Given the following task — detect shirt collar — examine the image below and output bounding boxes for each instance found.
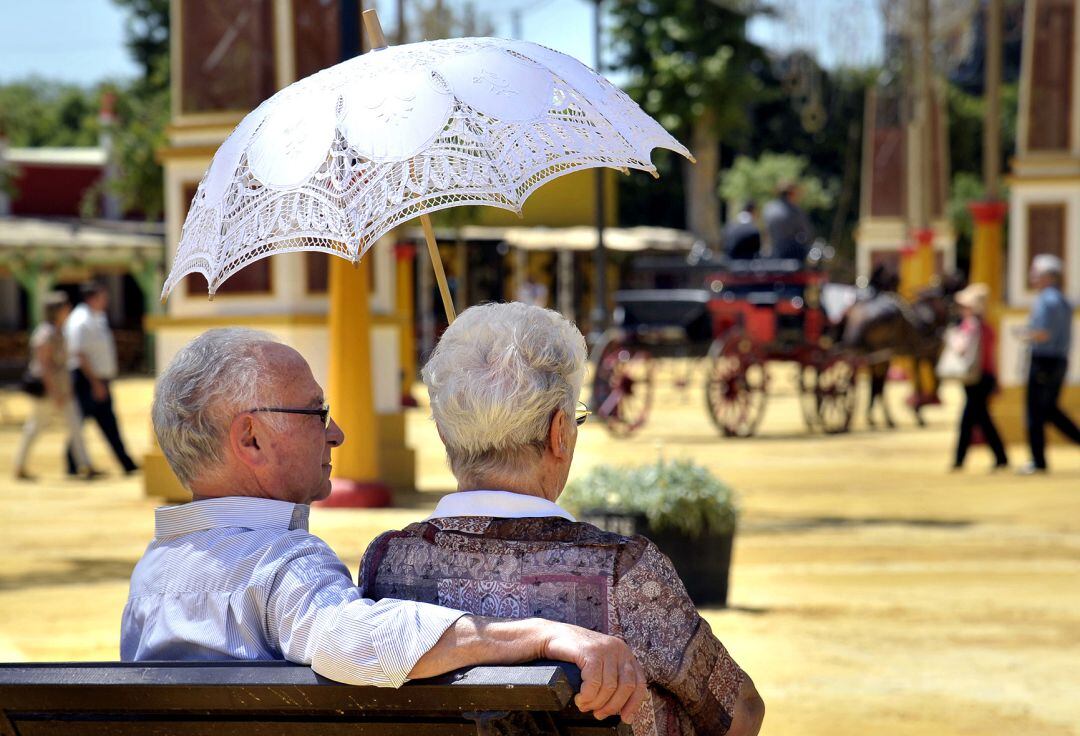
[427,490,576,522]
[154,497,309,538]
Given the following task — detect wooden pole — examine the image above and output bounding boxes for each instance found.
[984,0,1002,200]
[363,8,457,324]
[421,215,457,322]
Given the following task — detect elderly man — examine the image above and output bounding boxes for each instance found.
[122,327,647,724]
[1019,254,1080,474]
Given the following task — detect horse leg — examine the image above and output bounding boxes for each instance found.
[867,364,890,429]
[912,360,927,427]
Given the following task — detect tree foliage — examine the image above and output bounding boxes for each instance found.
[106,0,170,220]
[719,151,835,211]
[0,81,100,147]
[607,0,767,244]
[607,0,765,139]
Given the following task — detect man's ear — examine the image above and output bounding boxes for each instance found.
[548,409,570,460]
[229,414,267,470]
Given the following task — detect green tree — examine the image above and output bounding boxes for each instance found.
[608,0,766,246]
[0,81,99,147]
[107,0,170,219]
[719,152,834,212]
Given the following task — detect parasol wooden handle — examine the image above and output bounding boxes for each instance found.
[363,8,456,324]
[420,215,457,323]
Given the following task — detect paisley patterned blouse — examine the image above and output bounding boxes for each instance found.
[359,515,747,735]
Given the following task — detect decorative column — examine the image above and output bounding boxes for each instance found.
[968,201,1008,306]
[913,227,935,290]
[320,255,391,508]
[10,258,55,328]
[395,243,418,407]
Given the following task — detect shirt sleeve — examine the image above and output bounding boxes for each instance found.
[261,535,464,688]
[65,313,87,356]
[1030,293,1050,331]
[613,541,746,735]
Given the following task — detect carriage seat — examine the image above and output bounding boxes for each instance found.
[612,289,713,343]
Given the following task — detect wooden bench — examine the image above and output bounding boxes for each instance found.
[0,660,629,735]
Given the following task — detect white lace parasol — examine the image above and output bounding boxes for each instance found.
[163,35,692,299]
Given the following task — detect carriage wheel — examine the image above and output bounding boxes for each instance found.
[705,334,768,438]
[799,355,857,434]
[594,344,654,437]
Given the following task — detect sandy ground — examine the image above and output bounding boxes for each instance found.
[1,362,1078,735]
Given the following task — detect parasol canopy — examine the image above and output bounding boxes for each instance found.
[163,34,692,301]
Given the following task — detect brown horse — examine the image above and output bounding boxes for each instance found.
[841,276,959,428]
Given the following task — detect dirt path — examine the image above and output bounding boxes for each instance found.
[2,366,1078,735]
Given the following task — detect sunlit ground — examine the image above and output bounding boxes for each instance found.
[1,362,1078,735]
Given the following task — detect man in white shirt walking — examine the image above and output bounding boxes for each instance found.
[122,327,647,723]
[65,282,137,475]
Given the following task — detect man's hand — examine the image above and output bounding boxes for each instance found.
[541,622,647,723]
[91,379,108,403]
[406,616,646,724]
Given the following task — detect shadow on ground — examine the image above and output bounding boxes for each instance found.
[0,558,137,592]
[744,516,974,534]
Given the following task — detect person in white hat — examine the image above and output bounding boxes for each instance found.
[951,283,1008,470]
[1019,254,1080,474]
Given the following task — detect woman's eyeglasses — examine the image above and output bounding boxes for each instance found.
[575,401,592,427]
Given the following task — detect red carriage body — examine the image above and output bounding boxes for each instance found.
[592,259,856,437]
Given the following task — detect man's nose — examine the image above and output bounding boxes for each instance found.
[326,416,344,448]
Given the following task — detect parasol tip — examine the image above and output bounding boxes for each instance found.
[687,153,698,164]
[649,169,660,180]
[515,209,524,219]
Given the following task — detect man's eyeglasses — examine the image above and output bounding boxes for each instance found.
[575,401,592,427]
[250,403,331,429]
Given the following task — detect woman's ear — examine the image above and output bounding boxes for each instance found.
[230,413,266,469]
[549,409,570,459]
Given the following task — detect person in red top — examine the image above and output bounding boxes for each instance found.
[952,283,1009,470]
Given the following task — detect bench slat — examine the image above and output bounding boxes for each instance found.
[0,662,573,712]
[0,662,629,736]
[12,720,481,736]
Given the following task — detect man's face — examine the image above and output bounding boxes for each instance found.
[254,344,344,504]
[88,290,108,312]
[1029,268,1056,290]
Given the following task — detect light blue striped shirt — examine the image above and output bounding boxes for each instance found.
[120,497,463,687]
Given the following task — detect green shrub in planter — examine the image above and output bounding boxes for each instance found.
[562,460,739,606]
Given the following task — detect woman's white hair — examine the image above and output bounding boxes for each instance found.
[422,302,588,484]
[152,327,279,488]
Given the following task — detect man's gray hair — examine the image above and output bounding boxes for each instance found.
[1031,254,1064,277]
[152,327,279,488]
[422,302,588,484]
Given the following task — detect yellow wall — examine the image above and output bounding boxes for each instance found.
[474,168,618,228]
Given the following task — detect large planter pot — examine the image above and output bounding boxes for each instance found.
[580,510,734,607]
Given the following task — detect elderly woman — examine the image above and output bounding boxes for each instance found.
[360,303,764,736]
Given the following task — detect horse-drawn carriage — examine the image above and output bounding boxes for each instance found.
[591,257,858,437]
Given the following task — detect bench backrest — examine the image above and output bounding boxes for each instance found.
[0,661,629,735]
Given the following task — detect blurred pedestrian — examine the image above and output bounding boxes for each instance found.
[949,284,1008,471]
[723,201,762,260]
[1018,255,1080,474]
[13,292,101,481]
[65,282,138,475]
[762,182,813,261]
